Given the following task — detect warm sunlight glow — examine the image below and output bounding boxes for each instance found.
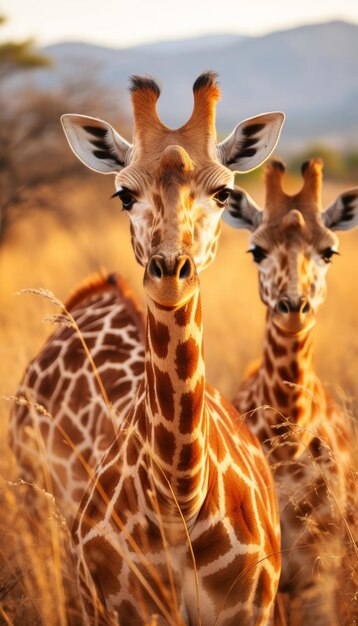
[1,0,358,47]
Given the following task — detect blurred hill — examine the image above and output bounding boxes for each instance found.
[7,20,358,151]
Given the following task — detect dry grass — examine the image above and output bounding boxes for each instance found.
[0,479,83,625]
[1,172,357,624]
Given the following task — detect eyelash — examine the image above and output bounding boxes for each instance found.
[213,188,231,207]
[111,188,135,210]
[247,246,268,263]
[247,247,339,265]
[321,248,338,263]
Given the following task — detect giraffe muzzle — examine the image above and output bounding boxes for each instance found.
[147,255,195,281]
[277,296,310,315]
[274,296,315,334]
[144,254,197,307]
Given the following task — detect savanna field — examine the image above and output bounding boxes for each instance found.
[1,167,358,624]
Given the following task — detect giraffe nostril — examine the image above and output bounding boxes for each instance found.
[178,258,193,280]
[147,255,195,281]
[148,257,163,279]
[277,296,311,314]
[277,298,290,314]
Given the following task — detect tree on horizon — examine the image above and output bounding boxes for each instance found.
[0,14,51,79]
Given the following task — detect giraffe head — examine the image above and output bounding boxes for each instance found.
[224,159,358,334]
[61,72,284,306]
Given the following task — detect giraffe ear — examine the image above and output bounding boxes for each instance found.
[322,188,358,231]
[223,188,262,231]
[218,112,285,173]
[61,114,132,174]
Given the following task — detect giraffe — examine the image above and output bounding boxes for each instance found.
[57,73,285,625]
[9,272,145,524]
[223,158,358,625]
[8,73,284,533]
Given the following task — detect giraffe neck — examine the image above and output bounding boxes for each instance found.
[144,288,208,517]
[259,314,319,426]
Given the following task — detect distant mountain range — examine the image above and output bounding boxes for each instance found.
[14,21,358,151]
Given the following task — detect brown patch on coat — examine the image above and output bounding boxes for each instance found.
[192,520,231,565]
[148,308,170,358]
[179,379,205,433]
[174,297,194,326]
[154,422,176,465]
[153,365,175,418]
[175,337,199,380]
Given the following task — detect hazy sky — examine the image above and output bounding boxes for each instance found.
[1,0,357,48]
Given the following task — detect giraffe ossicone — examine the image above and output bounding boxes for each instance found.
[225,158,358,625]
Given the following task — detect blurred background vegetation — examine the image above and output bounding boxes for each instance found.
[1,10,357,430]
[1,13,358,244]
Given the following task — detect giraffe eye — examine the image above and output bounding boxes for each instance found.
[111,187,135,210]
[248,245,267,264]
[321,248,338,264]
[213,188,231,207]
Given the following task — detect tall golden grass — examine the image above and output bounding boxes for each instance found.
[1,171,357,624]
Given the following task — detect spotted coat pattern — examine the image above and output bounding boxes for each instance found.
[9,273,145,523]
[10,72,285,624]
[75,289,280,626]
[61,74,284,625]
[230,160,356,625]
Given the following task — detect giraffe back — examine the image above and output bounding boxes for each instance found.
[9,272,145,523]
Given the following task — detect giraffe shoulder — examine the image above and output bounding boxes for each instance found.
[64,271,145,334]
[206,383,263,450]
[64,271,121,310]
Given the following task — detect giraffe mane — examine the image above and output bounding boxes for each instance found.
[65,271,145,338]
[65,270,115,309]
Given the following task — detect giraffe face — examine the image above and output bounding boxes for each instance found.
[249,214,339,334]
[115,148,233,306]
[61,73,285,306]
[115,145,233,258]
[223,159,358,335]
